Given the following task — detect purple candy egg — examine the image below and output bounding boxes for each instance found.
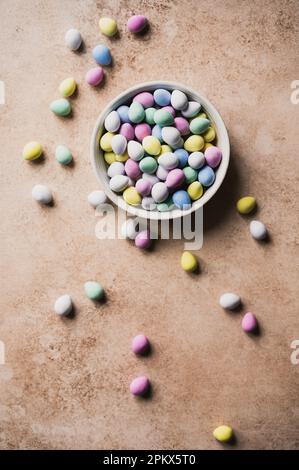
[130,376,150,396]
[120,123,135,141]
[162,106,176,118]
[131,334,150,355]
[135,179,152,196]
[166,168,185,189]
[127,15,148,33]
[133,92,154,108]
[204,146,222,168]
[135,123,151,142]
[135,230,151,249]
[242,312,258,333]
[85,67,104,86]
[125,159,141,179]
[174,117,190,135]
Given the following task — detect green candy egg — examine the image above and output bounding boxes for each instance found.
[128,102,145,123]
[145,107,156,125]
[84,281,105,301]
[183,166,198,184]
[55,145,73,165]
[139,156,158,174]
[154,109,174,127]
[50,98,71,116]
[189,117,210,135]
[157,196,175,212]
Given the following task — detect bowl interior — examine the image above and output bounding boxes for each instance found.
[90,81,230,220]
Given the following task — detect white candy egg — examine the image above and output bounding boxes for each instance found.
[121,219,139,240]
[151,182,169,203]
[161,127,181,147]
[219,293,241,310]
[142,197,157,211]
[156,165,169,181]
[158,152,179,170]
[182,101,201,118]
[250,220,267,240]
[107,161,125,178]
[32,184,53,205]
[65,28,82,51]
[188,152,205,169]
[142,174,160,186]
[88,190,107,207]
[109,174,129,192]
[111,134,127,155]
[171,89,188,110]
[128,140,144,161]
[105,111,121,133]
[54,294,73,316]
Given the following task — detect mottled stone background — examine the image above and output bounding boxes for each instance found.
[0,0,298,450]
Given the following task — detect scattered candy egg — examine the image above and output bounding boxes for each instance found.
[135,230,151,249]
[65,28,82,51]
[139,156,158,174]
[135,123,151,141]
[109,174,129,192]
[99,17,117,37]
[182,101,201,118]
[158,152,178,170]
[197,166,215,187]
[32,184,53,205]
[205,146,222,168]
[129,101,145,123]
[156,165,169,181]
[128,140,144,161]
[237,196,256,214]
[120,123,135,140]
[166,168,185,189]
[142,197,156,211]
[121,218,139,239]
[219,292,241,310]
[213,425,233,443]
[111,134,127,155]
[151,182,169,203]
[161,127,181,147]
[23,141,43,161]
[250,220,267,240]
[55,145,73,165]
[188,151,205,170]
[154,108,174,127]
[181,251,198,272]
[142,136,161,156]
[84,281,105,301]
[184,135,204,152]
[54,294,73,316]
[187,181,203,200]
[135,179,152,196]
[171,89,188,110]
[50,98,71,116]
[125,159,141,179]
[117,105,130,123]
[172,190,191,210]
[189,117,210,134]
[174,148,189,168]
[107,161,125,178]
[131,334,150,355]
[92,44,112,66]
[85,67,104,86]
[59,77,77,97]
[183,166,197,184]
[154,89,171,106]
[133,92,154,108]
[174,117,190,135]
[88,190,107,208]
[105,111,121,133]
[242,312,257,332]
[127,15,148,33]
[123,186,142,205]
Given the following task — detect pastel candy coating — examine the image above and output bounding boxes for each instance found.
[156,165,169,181]
[115,151,129,162]
[109,174,129,192]
[157,196,175,212]
[54,294,72,316]
[105,111,121,133]
[151,182,169,203]
[197,166,215,187]
[132,334,150,355]
[152,124,163,142]
[99,17,117,37]
[135,179,152,196]
[107,161,125,177]
[174,148,189,168]
[142,174,159,186]
[154,109,174,127]
[104,152,116,164]
[120,123,135,140]
[161,126,181,147]
[23,141,43,161]
[160,144,172,155]
[183,166,198,184]
[250,220,267,240]
[237,196,256,214]
[219,293,241,310]
[111,134,127,155]
[121,219,139,239]
[59,77,76,97]
[184,135,204,152]
[172,190,191,210]
[174,117,190,135]
[100,132,114,152]
[123,186,142,205]
[187,181,203,200]
[92,44,111,65]
[181,251,198,272]
[203,142,214,151]
[32,184,53,204]
[125,159,141,179]
[145,107,156,125]
[130,375,150,396]
[203,126,216,142]
[188,152,205,170]
[50,98,71,116]
[182,101,201,118]
[65,28,82,51]
[55,145,73,165]
[133,92,154,108]
[135,123,151,141]
[129,102,145,123]
[205,146,222,168]
[154,88,171,106]
[162,106,176,117]
[142,197,156,211]
[171,137,184,150]
[117,105,131,123]
[190,117,210,134]
[135,230,151,249]
[84,281,105,300]
[171,89,188,110]
[166,168,185,189]
[85,67,104,86]
[139,156,158,174]
[142,136,161,156]
[242,312,257,332]
[88,190,107,208]
[127,15,148,33]
[128,140,144,161]
[213,425,233,443]
[158,152,178,170]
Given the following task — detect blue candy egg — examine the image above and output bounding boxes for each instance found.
[92,44,112,66]
[117,105,131,123]
[172,190,191,210]
[174,149,189,168]
[153,89,171,107]
[152,124,163,142]
[197,166,215,187]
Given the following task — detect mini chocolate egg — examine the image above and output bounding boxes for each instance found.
[32,184,53,205]
[174,148,189,168]
[85,67,104,86]
[158,152,178,170]
[133,92,154,108]
[250,220,267,240]
[55,145,73,165]
[242,312,258,332]
[65,28,82,51]
[117,105,131,123]
[125,159,141,179]
[197,166,215,187]
[135,123,151,142]
[154,88,171,106]
[156,165,169,181]
[161,127,181,147]
[123,186,142,205]
[127,15,148,33]
[184,135,204,152]
[88,190,107,208]
[131,334,150,355]
[181,251,198,272]
[152,124,163,142]
[183,166,198,184]
[84,281,105,300]
[135,230,151,249]
[203,126,216,142]
[99,17,117,37]
[142,197,156,211]
[107,161,125,178]
[104,152,116,164]
[237,196,256,215]
[213,425,234,443]
[135,179,152,196]
[139,156,158,174]
[145,107,156,125]
[172,190,191,210]
[171,89,188,110]
[50,98,71,116]
[105,111,121,133]
[188,152,205,170]
[174,117,190,135]
[219,293,241,310]
[54,294,73,316]
[128,102,145,123]
[59,77,77,97]
[205,146,222,168]
[111,134,127,155]
[142,136,161,156]
[189,117,210,135]
[151,182,169,203]
[182,101,201,118]
[154,108,174,127]
[187,181,203,200]
[166,168,185,189]
[156,196,175,212]
[22,141,43,161]
[128,140,144,161]
[120,123,135,140]
[92,44,111,65]
[109,174,129,192]
[100,132,114,152]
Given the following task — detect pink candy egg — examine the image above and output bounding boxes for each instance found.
[135,179,152,196]
[205,146,222,168]
[162,106,176,117]
[174,117,190,135]
[85,67,104,86]
[135,123,151,142]
[242,312,257,333]
[125,159,141,180]
[133,92,154,108]
[130,376,150,396]
[131,334,150,355]
[120,123,135,140]
[127,15,148,33]
[135,230,151,249]
[166,168,185,189]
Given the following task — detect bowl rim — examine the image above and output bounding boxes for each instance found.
[90,80,230,220]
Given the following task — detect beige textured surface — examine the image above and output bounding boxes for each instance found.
[0,0,299,450]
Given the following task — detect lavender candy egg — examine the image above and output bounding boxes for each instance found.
[205,146,222,168]
[127,15,148,33]
[135,123,151,142]
[135,230,151,249]
[151,182,169,203]
[188,152,205,170]
[120,123,135,141]
[117,105,131,123]
[135,179,152,196]
[142,197,156,211]
[156,165,169,181]
[166,168,185,189]
[85,67,104,86]
[174,117,190,135]
[131,334,150,355]
[174,148,189,168]
[133,92,154,108]
[152,124,163,142]
[125,159,141,180]
[130,375,150,395]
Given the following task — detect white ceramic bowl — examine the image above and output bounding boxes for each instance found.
[90,81,230,220]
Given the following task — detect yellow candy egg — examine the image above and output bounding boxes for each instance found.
[203,126,216,142]
[22,141,43,161]
[159,144,172,156]
[100,132,114,152]
[115,151,129,162]
[123,187,141,206]
[213,425,233,443]
[184,135,204,152]
[203,142,214,151]
[142,136,161,156]
[196,112,207,119]
[236,196,256,214]
[180,251,198,272]
[59,77,77,97]
[187,181,203,201]
[99,17,117,37]
[104,151,116,164]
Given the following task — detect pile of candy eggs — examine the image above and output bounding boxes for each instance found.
[99,87,223,213]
